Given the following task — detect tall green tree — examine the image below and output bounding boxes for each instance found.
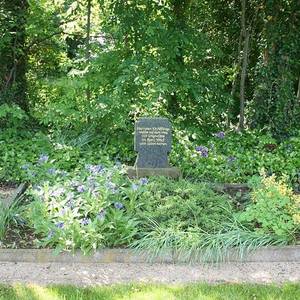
[251,0,300,136]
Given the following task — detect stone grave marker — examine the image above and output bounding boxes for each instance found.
[127,117,180,178]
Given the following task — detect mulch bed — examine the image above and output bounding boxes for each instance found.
[0,183,16,201]
[0,225,39,249]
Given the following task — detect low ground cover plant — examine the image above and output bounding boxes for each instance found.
[1,128,300,190]
[172,128,300,189]
[0,198,25,242]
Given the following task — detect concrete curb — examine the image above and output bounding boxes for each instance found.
[0,246,299,264]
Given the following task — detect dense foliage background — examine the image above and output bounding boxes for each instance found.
[1,0,299,133]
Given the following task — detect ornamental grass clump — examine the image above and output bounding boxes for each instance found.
[131,221,286,263]
[0,198,25,241]
[239,172,300,242]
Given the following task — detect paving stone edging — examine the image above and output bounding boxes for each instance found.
[0,246,299,264]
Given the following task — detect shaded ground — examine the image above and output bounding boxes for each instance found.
[0,183,39,249]
[0,262,299,286]
[0,184,16,206]
[0,225,38,249]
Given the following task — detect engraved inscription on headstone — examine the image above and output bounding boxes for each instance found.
[135,117,171,168]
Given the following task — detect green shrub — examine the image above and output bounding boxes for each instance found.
[135,177,234,233]
[239,172,300,242]
[0,104,28,128]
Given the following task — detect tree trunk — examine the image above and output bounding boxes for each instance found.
[85,0,92,104]
[0,0,28,111]
[227,23,243,127]
[297,77,300,102]
[230,29,243,99]
[167,0,190,117]
[239,29,250,131]
[238,0,249,131]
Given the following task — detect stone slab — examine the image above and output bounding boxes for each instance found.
[0,246,299,264]
[127,167,181,179]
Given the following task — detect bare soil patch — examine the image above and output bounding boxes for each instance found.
[0,225,38,249]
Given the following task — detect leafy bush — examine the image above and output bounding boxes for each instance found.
[0,104,28,128]
[239,172,300,242]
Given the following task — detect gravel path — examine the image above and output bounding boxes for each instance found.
[1,262,299,286]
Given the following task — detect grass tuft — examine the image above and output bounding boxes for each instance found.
[131,219,287,264]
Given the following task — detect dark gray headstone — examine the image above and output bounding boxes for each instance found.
[134,117,172,168]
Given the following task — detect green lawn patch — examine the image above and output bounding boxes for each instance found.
[0,283,299,300]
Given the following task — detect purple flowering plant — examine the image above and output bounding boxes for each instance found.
[131,183,139,191]
[114,202,124,210]
[81,217,91,226]
[214,131,225,139]
[195,145,209,158]
[77,185,85,193]
[26,163,143,253]
[227,156,237,163]
[139,178,149,185]
[47,230,55,239]
[97,209,106,221]
[55,221,64,229]
[21,164,30,170]
[51,187,65,198]
[38,154,49,164]
[48,168,57,175]
[85,164,104,175]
